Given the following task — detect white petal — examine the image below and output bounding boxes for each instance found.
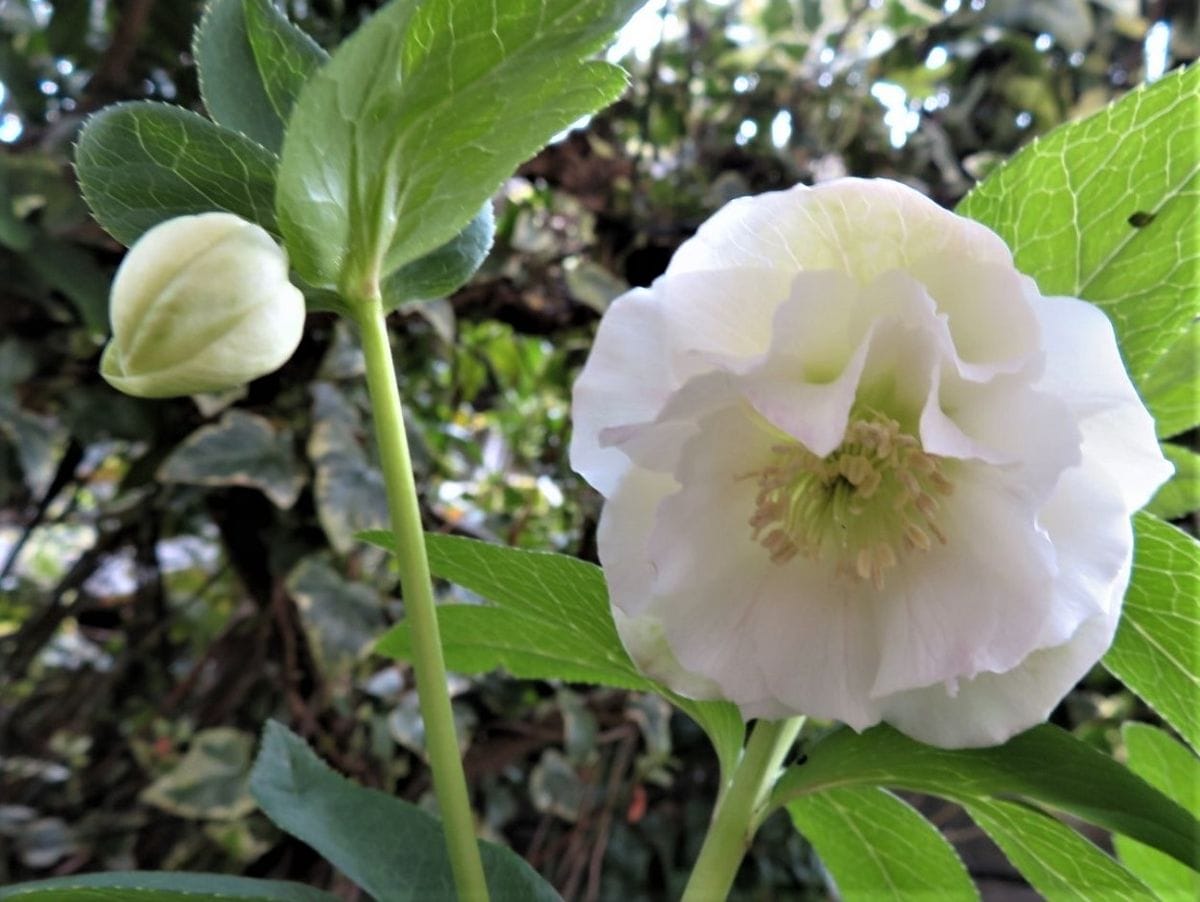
[668,179,1015,283]
[571,267,793,496]
[1034,296,1172,510]
[571,288,674,495]
[868,467,1060,697]
[879,608,1120,748]
[877,454,1136,747]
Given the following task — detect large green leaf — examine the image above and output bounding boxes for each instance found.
[787,787,977,901]
[966,799,1154,900]
[1146,444,1200,521]
[0,871,336,902]
[193,0,326,154]
[249,720,559,901]
[1113,723,1200,898]
[369,532,745,781]
[1141,323,1199,439]
[1104,514,1200,752]
[75,102,278,246]
[275,0,640,291]
[770,724,1200,870]
[381,202,495,307]
[957,64,1199,384]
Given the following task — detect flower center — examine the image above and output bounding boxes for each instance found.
[746,413,955,588]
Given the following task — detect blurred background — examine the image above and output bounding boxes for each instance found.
[0,0,1195,898]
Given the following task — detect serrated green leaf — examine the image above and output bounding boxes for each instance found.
[249,720,560,901]
[1147,444,1200,521]
[74,102,278,246]
[0,872,337,902]
[957,64,1199,383]
[771,723,1200,870]
[1142,322,1200,439]
[244,0,327,129]
[381,202,495,308]
[1104,513,1200,752]
[787,787,977,901]
[965,799,1155,900]
[276,0,640,292]
[1114,723,1200,898]
[194,0,283,151]
[157,409,305,509]
[368,532,745,780]
[194,0,325,154]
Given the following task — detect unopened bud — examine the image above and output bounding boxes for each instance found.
[100,213,305,398]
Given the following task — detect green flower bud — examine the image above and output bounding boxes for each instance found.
[100,213,305,398]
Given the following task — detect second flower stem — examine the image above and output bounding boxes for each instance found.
[681,717,805,902]
[357,294,490,901]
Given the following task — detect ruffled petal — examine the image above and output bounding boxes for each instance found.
[668,179,1015,284]
[1033,296,1172,510]
[875,449,1136,747]
[571,288,675,495]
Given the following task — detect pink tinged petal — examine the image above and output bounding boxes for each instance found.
[878,604,1123,749]
[634,405,785,708]
[1033,296,1173,510]
[878,448,1139,748]
[868,466,1061,698]
[744,563,884,730]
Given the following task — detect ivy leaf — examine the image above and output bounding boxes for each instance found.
[194,0,326,154]
[0,872,336,902]
[1113,723,1200,898]
[368,532,745,781]
[965,799,1155,900]
[276,0,641,292]
[157,409,306,510]
[770,723,1199,870]
[249,720,560,901]
[787,787,977,901]
[74,102,278,246]
[957,63,1199,384]
[1104,514,1200,752]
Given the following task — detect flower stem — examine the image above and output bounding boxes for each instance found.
[356,294,490,901]
[681,717,805,902]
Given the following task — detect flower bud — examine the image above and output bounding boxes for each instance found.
[100,213,305,399]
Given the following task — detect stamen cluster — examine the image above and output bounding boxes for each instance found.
[747,414,954,588]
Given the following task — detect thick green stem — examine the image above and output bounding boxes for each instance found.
[356,295,490,901]
[681,718,804,902]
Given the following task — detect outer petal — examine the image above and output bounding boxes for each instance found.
[876,453,1135,747]
[668,179,1016,284]
[1033,296,1172,510]
[570,288,674,495]
[571,268,792,495]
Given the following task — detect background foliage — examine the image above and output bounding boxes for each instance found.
[1,0,1196,898]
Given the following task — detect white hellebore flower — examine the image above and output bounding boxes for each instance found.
[101,212,306,398]
[571,179,1171,748]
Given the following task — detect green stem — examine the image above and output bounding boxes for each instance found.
[356,294,490,902]
[681,718,804,902]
